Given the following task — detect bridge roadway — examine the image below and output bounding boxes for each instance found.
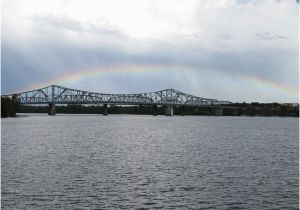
[4,85,231,116]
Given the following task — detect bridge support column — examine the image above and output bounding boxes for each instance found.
[165,105,173,116]
[214,108,223,116]
[153,105,158,116]
[48,103,56,115]
[103,103,108,116]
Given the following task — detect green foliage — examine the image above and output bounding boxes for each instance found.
[1,95,19,117]
[17,102,299,117]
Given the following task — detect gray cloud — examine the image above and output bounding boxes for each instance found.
[183,32,234,41]
[255,32,288,40]
[31,14,125,38]
[1,0,298,102]
[33,15,83,32]
[2,31,298,97]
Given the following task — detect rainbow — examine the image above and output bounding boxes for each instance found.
[17,64,299,98]
[28,64,165,90]
[241,75,299,98]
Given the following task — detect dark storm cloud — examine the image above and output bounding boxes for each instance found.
[2,29,297,94]
[1,39,129,93]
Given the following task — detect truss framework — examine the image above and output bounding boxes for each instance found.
[4,85,231,106]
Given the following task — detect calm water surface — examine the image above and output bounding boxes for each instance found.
[1,114,299,209]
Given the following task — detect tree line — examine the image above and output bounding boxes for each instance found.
[1,96,19,117]
[1,96,298,117]
[18,103,299,117]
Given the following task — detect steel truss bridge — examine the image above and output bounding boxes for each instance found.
[4,85,231,115]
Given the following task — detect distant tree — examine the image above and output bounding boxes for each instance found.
[1,97,8,117]
[1,96,19,117]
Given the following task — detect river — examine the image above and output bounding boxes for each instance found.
[1,114,299,209]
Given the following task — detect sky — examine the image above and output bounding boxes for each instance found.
[1,0,299,102]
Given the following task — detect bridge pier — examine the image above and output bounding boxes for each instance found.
[103,103,108,116]
[152,105,158,116]
[165,105,173,116]
[48,103,56,115]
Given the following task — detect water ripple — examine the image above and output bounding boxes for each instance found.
[1,115,299,209]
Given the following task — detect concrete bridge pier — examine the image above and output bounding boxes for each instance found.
[103,103,108,116]
[165,105,173,116]
[214,107,223,116]
[48,103,56,115]
[152,105,158,116]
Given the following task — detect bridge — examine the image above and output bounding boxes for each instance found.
[3,85,231,116]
